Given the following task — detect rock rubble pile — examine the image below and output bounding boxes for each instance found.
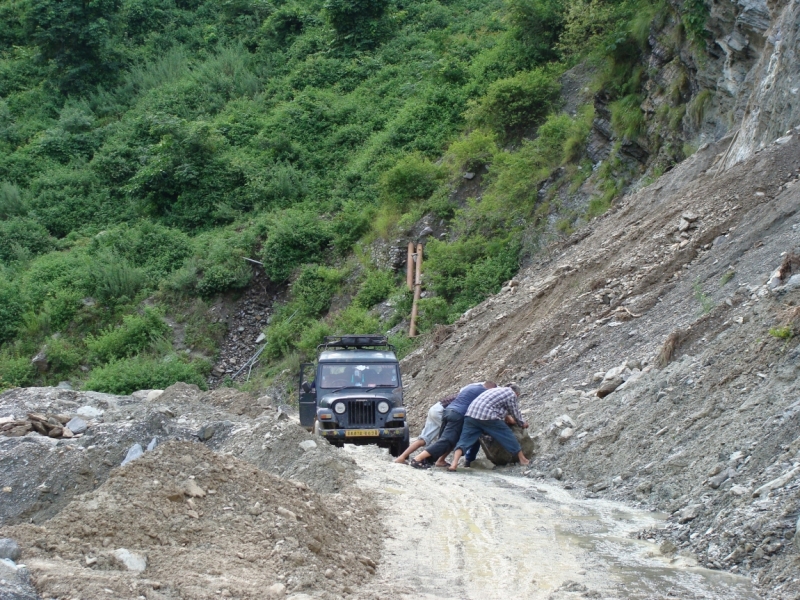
[0,383,380,599]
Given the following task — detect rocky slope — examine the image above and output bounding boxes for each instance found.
[401,129,800,598]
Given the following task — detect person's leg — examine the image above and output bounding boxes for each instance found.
[448,417,483,472]
[394,437,425,463]
[481,420,529,466]
[421,410,464,465]
[463,440,481,467]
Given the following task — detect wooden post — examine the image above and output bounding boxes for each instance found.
[406,242,414,290]
[409,243,423,337]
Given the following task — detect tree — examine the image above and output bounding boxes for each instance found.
[506,0,565,65]
[324,0,391,49]
[25,0,123,91]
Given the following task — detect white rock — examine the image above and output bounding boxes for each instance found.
[256,333,266,344]
[558,428,574,443]
[121,443,143,466]
[113,548,146,571]
[277,507,298,520]
[603,365,626,381]
[146,390,164,402]
[784,274,800,291]
[730,485,749,496]
[76,406,103,419]
[299,440,317,452]
[266,583,286,597]
[753,466,800,497]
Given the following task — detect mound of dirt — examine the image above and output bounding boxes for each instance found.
[0,384,361,527]
[4,440,381,599]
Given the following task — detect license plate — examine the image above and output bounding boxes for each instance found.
[345,429,379,437]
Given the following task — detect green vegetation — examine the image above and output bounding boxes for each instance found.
[0,0,692,390]
[720,269,735,286]
[693,280,714,314]
[769,325,793,340]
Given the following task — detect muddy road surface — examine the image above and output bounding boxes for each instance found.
[349,446,758,600]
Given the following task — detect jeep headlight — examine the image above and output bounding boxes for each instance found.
[377,401,390,414]
[334,402,346,414]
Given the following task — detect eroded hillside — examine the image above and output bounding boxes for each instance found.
[401,129,800,598]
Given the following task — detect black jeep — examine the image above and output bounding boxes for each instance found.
[298,335,410,457]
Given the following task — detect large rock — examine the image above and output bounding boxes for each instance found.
[480,425,536,466]
[31,349,48,373]
[0,538,21,561]
[0,559,38,600]
[65,417,87,435]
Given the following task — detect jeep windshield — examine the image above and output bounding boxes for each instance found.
[319,364,399,390]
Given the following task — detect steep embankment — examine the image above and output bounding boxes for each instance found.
[401,131,800,598]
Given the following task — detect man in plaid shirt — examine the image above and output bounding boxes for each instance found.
[448,383,530,471]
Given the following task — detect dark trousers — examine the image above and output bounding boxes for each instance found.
[464,440,480,463]
[423,408,464,461]
[456,416,521,455]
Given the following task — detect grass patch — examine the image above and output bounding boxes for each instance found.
[693,280,714,314]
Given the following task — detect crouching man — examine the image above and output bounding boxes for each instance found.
[393,394,456,465]
[448,383,530,471]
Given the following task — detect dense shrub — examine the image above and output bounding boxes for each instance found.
[0,182,27,219]
[354,270,394,308]
[426,236,520,313]
[0,353,35,387]
[44,336,84,374]
[324,0,392,48]
[86,308,170,363]
[83,355,209,394]
[0,217,54,264]
[261,210,335,282]
[0,277,24,343]
[291,265,343,318]
[379,153,445,208]
[89,255,148,305]
[469,68,561,137]
[417,296,451,331]
[90,222,192,279]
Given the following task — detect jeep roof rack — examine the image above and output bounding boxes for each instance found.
[319,335,395,352]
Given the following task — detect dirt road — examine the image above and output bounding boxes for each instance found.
[349,446,758,600]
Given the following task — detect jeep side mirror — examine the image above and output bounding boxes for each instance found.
[301,381,313,393]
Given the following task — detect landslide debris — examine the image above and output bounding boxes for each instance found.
[0,383,379,599]
[400,129,800,598]
[4,440,381,599]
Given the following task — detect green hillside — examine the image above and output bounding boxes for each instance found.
[0,0,694,392]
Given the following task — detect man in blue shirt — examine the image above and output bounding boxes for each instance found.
[409,381,496,469]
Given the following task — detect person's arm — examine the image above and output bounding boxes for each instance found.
[506,392,526,427]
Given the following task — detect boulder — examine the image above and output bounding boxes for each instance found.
[31,349,48,373]
[480,425,536,465]
[65,417,87,435]
[596,377,623,398]
[0,539,21,561]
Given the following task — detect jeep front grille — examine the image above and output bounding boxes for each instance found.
[347,400,376,426]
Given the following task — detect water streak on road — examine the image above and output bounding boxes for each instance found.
[349,446,757,600]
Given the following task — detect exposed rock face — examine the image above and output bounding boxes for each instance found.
[584,0,797,185]
[726,0,800,164]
